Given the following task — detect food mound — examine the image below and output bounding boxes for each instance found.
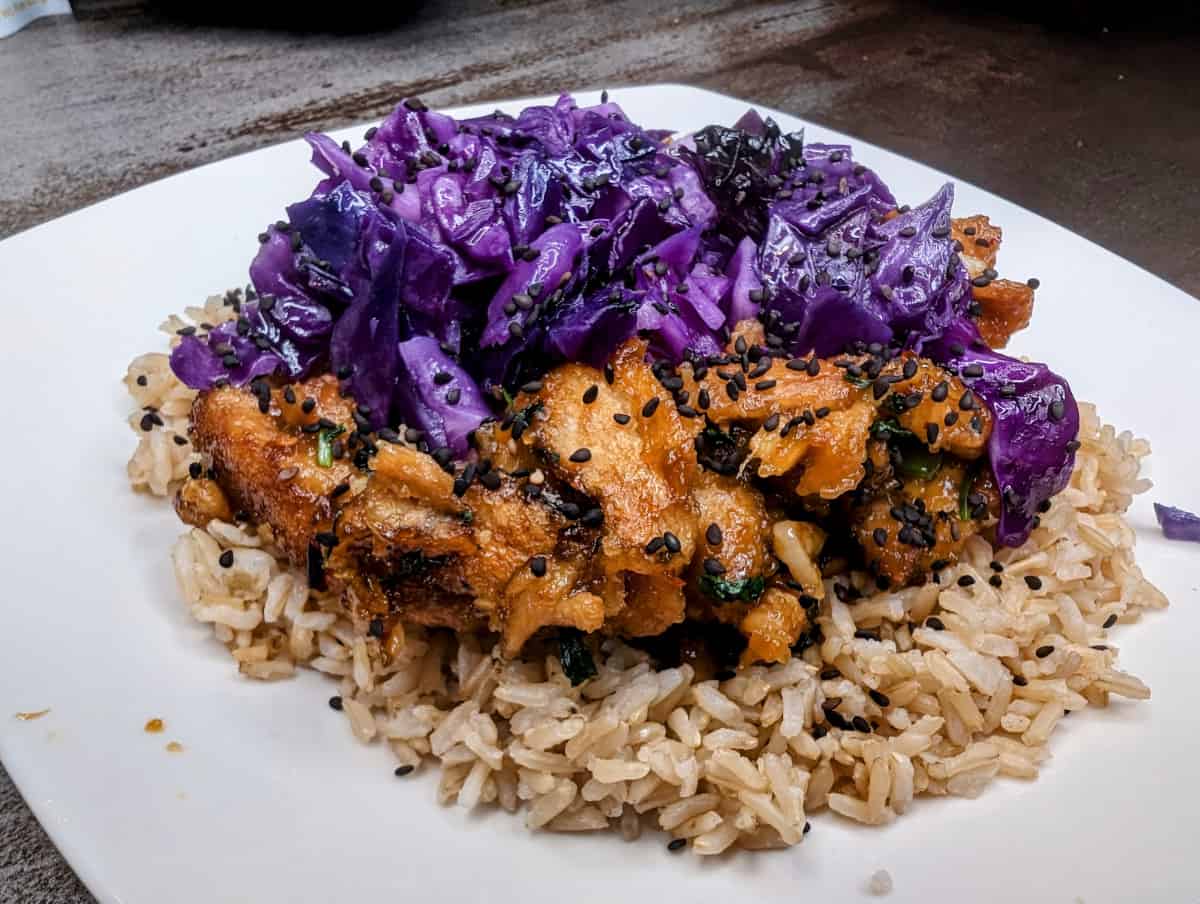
[125,94,1164,853]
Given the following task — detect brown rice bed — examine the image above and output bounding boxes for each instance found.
[124,294,1166,853]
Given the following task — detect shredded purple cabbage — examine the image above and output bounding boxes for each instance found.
[1154,503,1200,543]
[169,93,1079,545]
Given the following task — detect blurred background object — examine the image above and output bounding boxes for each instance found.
[2,0,1197,295]
[0,0,68,38]
[1,2,1198,900]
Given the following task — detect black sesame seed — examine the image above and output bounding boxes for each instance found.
[641,397,660,418]
[706,523,723,546]
[851,715,872,733]
[581,385,599,405]
[944,411,959,426]
[926,616,945,631]
[1103,613,1118,629]
[328,695,343,711]
[569,448,592,463]
[645,536,665,555]
[1013,675,1028,686]
[1049,400,1066,422]
[667,838,687,852]
[872,528,888,547]
[218,550,234,568]
[957,575,975,587]
[823,708,851,730]
[1035,644,1054,658]
[1027,277,1041,289]
[1024,575,1043,591]
[868,689,890,707]
[530,556,547,577]
[663,532,682,554]
[394,765,415,777]
[188,462,203,479]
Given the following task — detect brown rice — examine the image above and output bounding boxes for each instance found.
[122,293,1167,853]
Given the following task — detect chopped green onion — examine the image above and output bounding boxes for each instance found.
[895,443,943,480]
[870,418,915,441]
[316,425,346,468]
[958,466,976,521]
[699,574,765,604]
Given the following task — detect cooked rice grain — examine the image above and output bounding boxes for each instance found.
[126,301,1166,853]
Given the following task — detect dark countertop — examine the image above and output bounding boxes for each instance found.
[1,2,1197,900]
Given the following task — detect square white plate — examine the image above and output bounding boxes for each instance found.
[1,84,1197,904]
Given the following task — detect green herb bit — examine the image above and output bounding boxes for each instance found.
[958,466,976,521]
[894,443,943,480]
[699,574,765,604]
[316,425,346,468]
[870,418,915,441]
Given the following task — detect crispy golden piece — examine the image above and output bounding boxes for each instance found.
[850,462,999,585]
[514,348,699,578]
[739,588,809,666]
[184,313,1015,662]
[174,477,232,527]
[953,215,1034,349]
[331,443,573,640]
[886,354,992,460]
[189,375,355,563]
[688,471,772,595]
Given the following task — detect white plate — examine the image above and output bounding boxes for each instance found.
[1,84,1197,904]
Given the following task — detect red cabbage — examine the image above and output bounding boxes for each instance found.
[167,94,1080,548]
[927,318,1079,546]
[1153,503,1200,543]
[395,336,491,456]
